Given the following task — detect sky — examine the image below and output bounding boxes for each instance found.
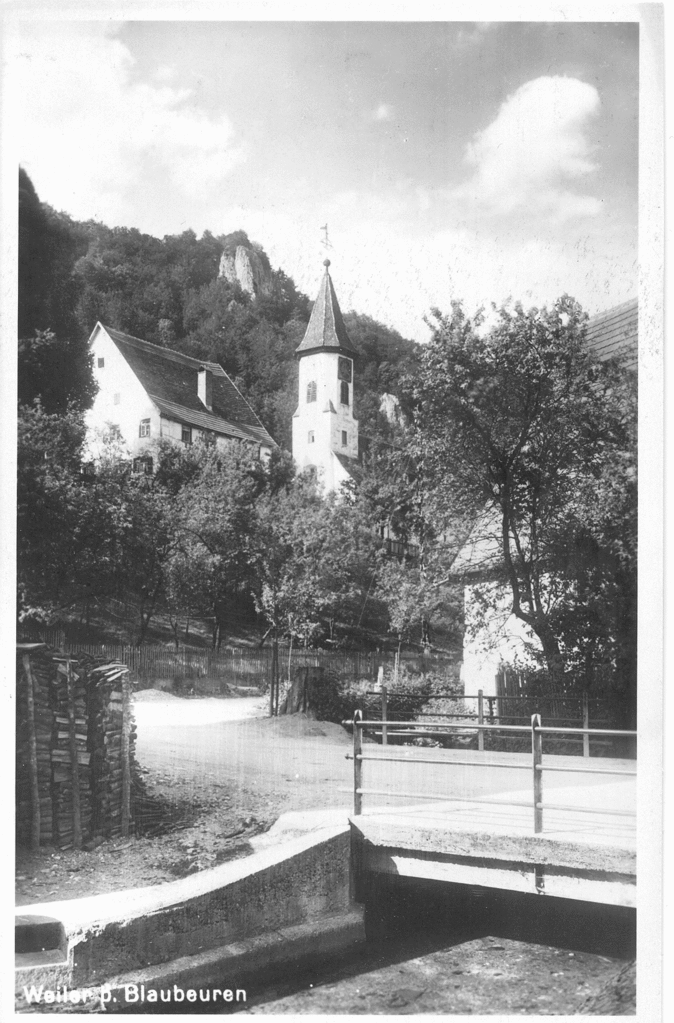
[8,16,639,342]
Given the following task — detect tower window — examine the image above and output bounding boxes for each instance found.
[308,431,315,444]
[97,357,105,368]
[139,419,151,438]
[340,381,349,406]
[306,381,317,403]
[341,431,348,447]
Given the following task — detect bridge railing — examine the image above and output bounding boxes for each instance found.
[364,687,616,756]
[345,710,637,834]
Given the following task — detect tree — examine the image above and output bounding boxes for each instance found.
[166,445,261,648]
[250,475,380,713]
[411,297,637,716]
[17,403,89,620]
[18,169,96,412]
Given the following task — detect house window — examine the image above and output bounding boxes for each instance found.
[340,381,349,405]
[139,419,151,438]
[308,431,315,444]
[307,381,317,403]
[97,357,105,368]
[113,392,121,405]
[182,425,192,445]
[341,430,348,447]
[132,455,153,475]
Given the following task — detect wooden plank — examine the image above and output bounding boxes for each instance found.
[66,658,82,849]
[121,668,131,837]
[21,654,42,851]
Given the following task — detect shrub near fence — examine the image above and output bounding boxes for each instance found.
[44,643,453,689]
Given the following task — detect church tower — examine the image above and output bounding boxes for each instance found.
[292,259,360,492]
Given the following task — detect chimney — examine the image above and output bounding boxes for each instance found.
[198,366,213,410]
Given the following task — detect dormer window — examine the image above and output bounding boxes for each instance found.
[340,381,349,406]
[307,381,317,403]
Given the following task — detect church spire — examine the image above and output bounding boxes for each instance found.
[295,259,359,357]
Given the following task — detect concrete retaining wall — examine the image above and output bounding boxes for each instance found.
[16,825,362,1001]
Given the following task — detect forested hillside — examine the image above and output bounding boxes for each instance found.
[18,167,419,451]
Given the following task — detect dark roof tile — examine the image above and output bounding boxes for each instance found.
[100,325,274,448]
[296,262,359,357]
[586,298,638,369]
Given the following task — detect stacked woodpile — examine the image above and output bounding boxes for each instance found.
[16,644,137,850]
[16,646,55,848]
[87,658,134,841]
[51,656,92,849]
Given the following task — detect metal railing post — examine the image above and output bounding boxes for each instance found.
[477,689,484,751]
[532,713,543,833]
[353,709,363,815]
[381,686,388,746]
[582,693,590,758]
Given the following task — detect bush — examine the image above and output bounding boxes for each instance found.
[308,663,461,728]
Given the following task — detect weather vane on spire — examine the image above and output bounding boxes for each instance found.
[320,224,332,252]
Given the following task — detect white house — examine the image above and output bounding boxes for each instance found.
[292,260,361,493]
[86,323,274,465]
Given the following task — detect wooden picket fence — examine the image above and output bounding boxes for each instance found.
[27,642,454,689]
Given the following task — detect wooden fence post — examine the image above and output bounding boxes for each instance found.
[381,686,388,746]
[22,654,41,851]
[477,689,484,752]
[532,713,543,834]
[121,667,131,837]
[353,709,363,815]
[66,658,82,850]
[582,692,590,758]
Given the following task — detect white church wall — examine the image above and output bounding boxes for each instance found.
[293,348,358,491]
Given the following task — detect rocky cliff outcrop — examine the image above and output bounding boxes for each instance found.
[219,241,273,298]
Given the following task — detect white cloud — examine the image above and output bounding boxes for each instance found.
[14,23,245,225]
[451,76,602,225]
[372,103,394,122]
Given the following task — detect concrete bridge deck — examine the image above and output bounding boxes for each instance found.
[349,745,636,907]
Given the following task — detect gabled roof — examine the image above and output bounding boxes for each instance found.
[295,260,359,357]
[586,298,637,369]
[94,324,274,449]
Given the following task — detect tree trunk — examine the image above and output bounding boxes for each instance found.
[533,621,566,688]
[270,631,280,717]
